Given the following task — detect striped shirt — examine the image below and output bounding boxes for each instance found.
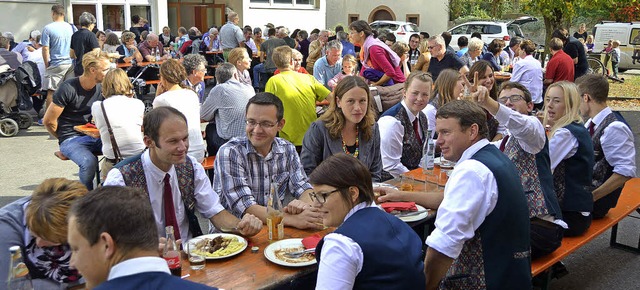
[214,137,312,218]
[200,79,253,140]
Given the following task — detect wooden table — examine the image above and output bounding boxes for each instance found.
[184,227,333,289]
[73,124,99,138]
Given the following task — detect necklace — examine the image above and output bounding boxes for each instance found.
[341,127,359,158]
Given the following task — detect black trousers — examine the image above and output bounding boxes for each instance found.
[562,211,592,237]
[530,218,564,260]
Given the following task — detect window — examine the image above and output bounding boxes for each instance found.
[103,5,125,31]
[349,14,359,24]
[249,0,315,6]
[485,25,502,35]
[131,6,152,31]
[451,25,468,35]
[406,14,419,27]
[72,4,97,27]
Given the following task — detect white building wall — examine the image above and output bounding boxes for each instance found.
[0,1,58,42]
[239,0,326,34]
[326,0,448,35]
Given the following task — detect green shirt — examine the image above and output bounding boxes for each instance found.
[265,71,330,145]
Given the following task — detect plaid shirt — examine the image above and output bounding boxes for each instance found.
[214,137,312,217]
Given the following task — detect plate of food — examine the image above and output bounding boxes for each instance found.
[391,204,429,223]
[264,238,317,267]
[186,233,247,260]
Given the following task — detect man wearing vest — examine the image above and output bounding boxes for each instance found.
[476,81,566,259]
[104,107,262,241]
[577,74,636,219]
[424,99,531,290]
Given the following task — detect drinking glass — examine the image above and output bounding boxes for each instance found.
[186,240,205,271]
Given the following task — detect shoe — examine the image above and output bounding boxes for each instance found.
[551,262,569,279]
[37,119,44,126]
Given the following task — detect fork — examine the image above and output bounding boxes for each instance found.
[283,248,315,258]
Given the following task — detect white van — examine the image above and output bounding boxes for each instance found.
[593,22,640,71]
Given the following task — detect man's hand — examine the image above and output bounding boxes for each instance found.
[284,199,310,215]
[286,206,324,230]
[376,187,405,203]
[157,237,182,256]
[237,213,262,236]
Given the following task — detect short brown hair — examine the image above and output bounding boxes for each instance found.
[309,153,375,208]
[272,46,292,69]
[499,81,532,103]
[0,36,8,49]
[27,178,87,243]
[159,59,187,86]
[70,186,159,254]
[549,38,564,51]
[391,41,409,58]
[102,68,133,97]
[520,39,536,55]
[436,100,488,139]
[575,74,609,104]
[51,4,64,16]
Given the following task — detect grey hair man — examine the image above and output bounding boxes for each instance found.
[70,12,100,77]
[0,35,22,69]
[313,39,343,89]
[427,34,468,81]
[182,54,208,102]
[220,11,245,60]
[305,29,330,74]
[201,63,255,156]
[138,33,167,62]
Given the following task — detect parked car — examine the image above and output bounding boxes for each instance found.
[593,21,640,72]
[447,16,537,50]
[369,20,420,44]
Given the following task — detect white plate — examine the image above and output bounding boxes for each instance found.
[373,182,398,190]
[264,238,317,267]
[187,233,247,260]
[396,204,429,223]
[434,157,442,165]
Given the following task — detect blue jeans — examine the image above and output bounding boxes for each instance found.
[253,63,265,88]
[59,135,102,190]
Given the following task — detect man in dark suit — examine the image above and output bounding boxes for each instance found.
[67,186,218,290]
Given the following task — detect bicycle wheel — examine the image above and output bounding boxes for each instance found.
[587,57,606,75]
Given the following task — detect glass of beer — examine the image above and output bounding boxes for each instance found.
[186,240,205,271]
[399,176,414,191]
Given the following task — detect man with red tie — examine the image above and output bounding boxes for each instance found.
[103,107,261,240]
[474,81,565,259]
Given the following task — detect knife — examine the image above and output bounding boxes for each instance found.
[395,209,428,217]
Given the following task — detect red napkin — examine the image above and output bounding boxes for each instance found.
[302,234,322,249]
[381,202,418,213]
[85,123,97,129]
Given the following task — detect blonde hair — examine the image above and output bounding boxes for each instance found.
[319,76,376,141]
[102,68,133,97]
[227,47,247,68]
[543,81,583,137]
[341,54,357,74]
[403,70,433,91]
[391,41,409,57]
[434,69,460,107]
[26,178,88,244]
[272,46,292,69]
[81,51,109,74]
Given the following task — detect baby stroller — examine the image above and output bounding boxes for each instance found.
[0,61,41,137]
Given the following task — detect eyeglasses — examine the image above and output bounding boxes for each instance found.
[498,94,524,104]
[246,119,277,129]
[427,45,438,50]
[309,189,340,204]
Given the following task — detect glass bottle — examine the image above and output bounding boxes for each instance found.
[163,226,181,277]
[422,130,435,175]
[151,48,156,63]
[7,246,33,290]
[155,47,160,62]
[266,181,284,241]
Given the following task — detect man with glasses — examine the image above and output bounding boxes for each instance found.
[474,81,565,260]
[42,53,109,190]
[214,93,324,230]
[138,33,167,62]
[426,34,468,81]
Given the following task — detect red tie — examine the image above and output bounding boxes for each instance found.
[163,174,181,240]
[413,118,422,146]
[588,121,595,137]
[499,135,510,152]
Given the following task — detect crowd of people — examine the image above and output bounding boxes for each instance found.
[0,5,637,289]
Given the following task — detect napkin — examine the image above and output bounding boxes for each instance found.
[381,202,418,213]
[302,234,322,249]
[85,123,97,129]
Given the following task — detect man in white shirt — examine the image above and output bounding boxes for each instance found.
[424,99,531,289]
[67,186,218,290]
[104,107,262,241]
[510,40,543,110]
[577,74,636,219]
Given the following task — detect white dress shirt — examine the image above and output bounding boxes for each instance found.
[91,95,146,159]
[510,55,544,104]
[378,101,423,177]
[153,89,206,162]
[425,139,498,259]
[316,202,374,290]
[585,107,636,177]
[491,104,545,154]
[107,257,170,281]
[104,150,225,239]
[548,128,578,172]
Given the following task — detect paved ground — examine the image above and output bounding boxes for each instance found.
[0,91,638,289]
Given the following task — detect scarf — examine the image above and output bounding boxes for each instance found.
[361,35,401,69]
[24,237,81,283]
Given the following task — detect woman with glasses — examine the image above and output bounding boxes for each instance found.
[116,31,143,64]
[543,81,594,237]
[309,153,425,289]
[301,76,382,181]
[153,59,206,161]
[91,69,145,179]
[0,178,87,289]
[348,20,405,86]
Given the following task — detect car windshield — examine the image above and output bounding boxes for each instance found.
[372,23,399,31]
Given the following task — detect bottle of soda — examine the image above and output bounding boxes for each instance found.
[163,226,181,276]
[266,180,284,241]
[422,129,435,175]
[7,246,34,290]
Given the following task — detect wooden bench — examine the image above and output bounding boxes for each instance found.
[531,178,640,288]
[54,150,104,185]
